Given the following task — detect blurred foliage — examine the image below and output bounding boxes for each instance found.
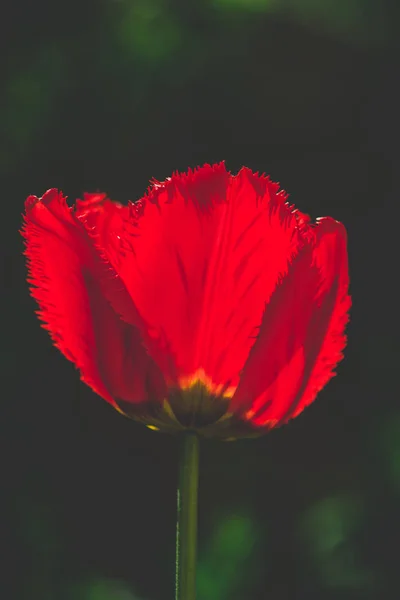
[212,0,387,44]
[378,413,400,492]
[73,577,142,600]
[212,0,278,12]
[15,494,62,600]
[197,512,258,600]
[299,494,374,591]
[116,0,182,62]
[1,42,67,171]
[0,0,391,175]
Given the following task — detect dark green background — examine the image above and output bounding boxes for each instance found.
[2,1,399,598]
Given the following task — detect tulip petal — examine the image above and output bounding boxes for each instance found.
[22,190,164,408]
[75,193,144,326]
[103,163,304,394]
[232,217,350,427]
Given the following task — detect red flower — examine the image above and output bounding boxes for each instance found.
[22,163,350,439]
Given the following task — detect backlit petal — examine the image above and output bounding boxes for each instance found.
[232,217,350,427]
[104,164,305,394]
[22,189,164,409]
[75,192,143,325]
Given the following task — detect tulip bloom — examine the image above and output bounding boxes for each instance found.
[22,163,350,440]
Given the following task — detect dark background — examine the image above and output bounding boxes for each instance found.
[2,1,400,599]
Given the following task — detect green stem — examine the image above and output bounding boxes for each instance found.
[175,433,200,600]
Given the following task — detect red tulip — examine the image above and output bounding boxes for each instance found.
[22,163,350,439]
